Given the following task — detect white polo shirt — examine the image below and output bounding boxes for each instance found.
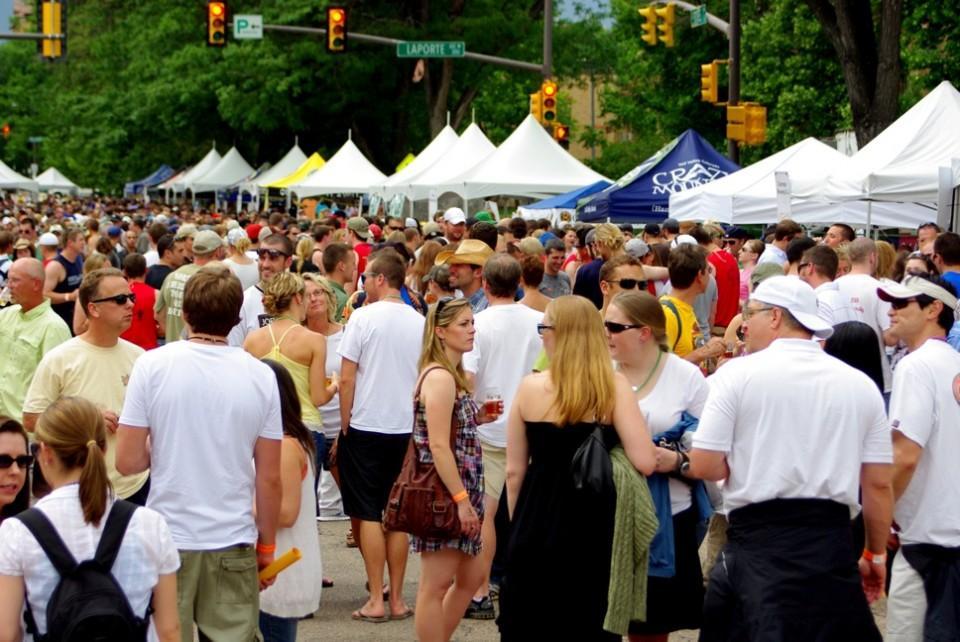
[693,338,892,517]
[889,338,960,546]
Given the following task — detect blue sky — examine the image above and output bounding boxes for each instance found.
[0,0,12,39]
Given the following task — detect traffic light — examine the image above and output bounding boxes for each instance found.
[1,123,10,140]
[553,123,569,150]
[530,92,543,124]
[327,7,347,53]
[541,79,558,123]
[656,3,675,47]
[727,103,767,146]
[40,1,63,59]
[638,6,657,46]
[207,2,227,47]
[700,62,719,103]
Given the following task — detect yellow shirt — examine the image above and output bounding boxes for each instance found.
[661,295,697,357]
[23,337,149,499]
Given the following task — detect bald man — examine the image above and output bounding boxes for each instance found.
[0,258,70,421]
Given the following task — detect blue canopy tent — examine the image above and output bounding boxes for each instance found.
[526,179,612,210]
[123,165,174,197]
[577,129,739,223]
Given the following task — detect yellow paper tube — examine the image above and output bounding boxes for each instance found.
[258,547,302,582]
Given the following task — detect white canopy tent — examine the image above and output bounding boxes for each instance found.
[36,167,80,194]
[376,125,458,200]
[0,159,38,192]
[190,147,256,193]
[437,115,610,199]
[291,138,386,198]
[237,142,308,211]
[170,147,222,194]
[790,80,960,228]
[406,123,497,203]
[670,138,933,226]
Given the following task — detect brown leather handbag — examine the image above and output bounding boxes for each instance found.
[382,367,462,539]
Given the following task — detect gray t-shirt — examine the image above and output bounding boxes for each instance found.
[693,274,717,337]
[539,271,572,299]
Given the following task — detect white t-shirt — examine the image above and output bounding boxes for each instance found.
[338,301,425,435]
[757,244,787,266]
[889,339,960,546]
[0,485,180,636]
[693,338,892,517]
[835,273,892,391]
[119,341,283,549]
[223,258,260,291]
[143,249,159,268]
[227,285,265,347]
[463,303,543,447]
[635,354,708,515]
[318,328,344,439]
[814,280,856,326]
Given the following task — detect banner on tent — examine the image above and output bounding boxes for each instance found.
[651,160,731,196]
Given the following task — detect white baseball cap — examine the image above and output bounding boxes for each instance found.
[405,217,419,229]
[751,275,834,339]
[878,274,959,311]
[443,207,466,225]
[38,232,60,247]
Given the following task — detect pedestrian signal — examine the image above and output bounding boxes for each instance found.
[553,123,569,149]
[1,123,10,139]
[327,7,347,53]
[207,2,227,47]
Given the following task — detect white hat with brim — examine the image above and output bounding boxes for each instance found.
[878,275,959,311]
[443,207,467,225]
[751,275,834,339]
[435,239,493,268]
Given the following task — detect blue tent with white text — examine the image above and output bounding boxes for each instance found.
[577,129,739,223]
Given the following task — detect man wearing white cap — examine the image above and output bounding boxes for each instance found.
[878,274,960,642]
[36,232,60,266]
[442,207,467,244]
[686,276,892,641]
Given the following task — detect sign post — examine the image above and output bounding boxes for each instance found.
[396,41,465,58]
[234,15,264,40]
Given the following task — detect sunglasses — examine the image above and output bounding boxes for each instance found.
[435,296,455,317]
[606,278,647,290]
[0,454,34,469]
[256,248,290,260]
[604,321,641,334]
[724,239,738,245]
[360,272,380,285]
[890,298,917,310]
[92,293,136,305]
[536,323,555,336]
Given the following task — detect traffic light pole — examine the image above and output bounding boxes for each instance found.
[727,0,740,163]
[543,0,553,78]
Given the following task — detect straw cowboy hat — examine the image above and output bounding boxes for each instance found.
[435,239,494,267]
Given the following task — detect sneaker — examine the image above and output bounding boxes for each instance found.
[318,510,350,522]
[464,596,495,620]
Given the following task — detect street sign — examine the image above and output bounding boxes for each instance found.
[396,41,465,58]
[234,14,263,40]
[690,5,708,27]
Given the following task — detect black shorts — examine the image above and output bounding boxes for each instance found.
[337,428,410,522]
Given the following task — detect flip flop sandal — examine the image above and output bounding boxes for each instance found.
[351,609,389,624]
[390,608,414,621]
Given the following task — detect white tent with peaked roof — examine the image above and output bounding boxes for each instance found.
[190,147,256,193]
[251,142,309,188]
[437,115,610,199]
[406,123,497,201]
[171,146,222,193]
[290,138,386,197]
[377,125,459,200]
[0,159,38,191]
[36,167,80,194]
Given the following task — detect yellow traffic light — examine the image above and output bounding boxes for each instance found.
[530,92,544,124]
[727,103,767,146]
[656,3,675,47]
[327,7,347,53]
[40,1,63,59]
[541,79,558,123]
[207,2,226,47]
[638,6,657,46]
[553,123,570,149]
[700,62,719,103]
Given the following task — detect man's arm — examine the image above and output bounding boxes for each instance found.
[42,261,72,304]
[253,436,282,562]
[115,425,151,475]
[892,430,923,501]
[338,358,358,435]
[687,448,729,481]
[861,462,894,553]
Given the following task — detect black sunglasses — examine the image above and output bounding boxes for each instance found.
[92,293,136,305]
[0,454,34,469]
[724,239,738,245]
[890,298,918,310]
[435,296,455,317]
[606,278,647,290]
[604,321,641,334]
[256,248,290,260]
[536,323,554,336]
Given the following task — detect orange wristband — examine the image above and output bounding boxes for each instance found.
[256,542,276,554]
[452,490,469,503]
[861,548,886,564]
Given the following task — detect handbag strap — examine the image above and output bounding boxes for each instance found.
[413,365,460,447]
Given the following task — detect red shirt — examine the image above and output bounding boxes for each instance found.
[354,242,372,279]
[121,281,158,350]
[709,248,740,328]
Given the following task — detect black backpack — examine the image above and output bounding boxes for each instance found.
[16,500,150,642]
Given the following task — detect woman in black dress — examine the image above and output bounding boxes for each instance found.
[498,295,657,641]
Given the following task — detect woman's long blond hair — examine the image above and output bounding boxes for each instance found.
[418,297,472,394]
[546,295,616,426]
[36,397,111,526]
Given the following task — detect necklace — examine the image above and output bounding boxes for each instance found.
[188,334,228,345]
[382,293,403,303]
[272,315,300,324]
[630,349,663,393]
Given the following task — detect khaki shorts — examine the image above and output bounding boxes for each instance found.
[482,442,507,502]
[177,546,262,642]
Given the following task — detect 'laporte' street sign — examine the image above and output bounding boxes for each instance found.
[396,41,465,58]
[690,5,708,28]
[234,14,263,40]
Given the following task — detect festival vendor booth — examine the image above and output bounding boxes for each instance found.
[578,129,738,224]
[239,142,308,211]
[517,180,612,225]
[377,125,459,203]
[0,159,38,194]
[189,147,256,210]
[123,164,173,200]
[404,122,497,213]
[36,167,81,195]
[167,146,222,202]
[290,136,386,206]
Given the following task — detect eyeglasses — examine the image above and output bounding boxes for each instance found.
[742,305,775,320]
[604,321,641,334]
[724,239,738,246]
[890,298,918,310]
[91,293,136,305]
[360,272,380,285]
[605,278,647,290]
[387,225,403,232]
[0,454,34,469]
[536,323,555,336]
[256,248,290,260]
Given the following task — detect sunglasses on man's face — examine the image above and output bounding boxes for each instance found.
[0,454,34,469]
[890,298,918,310]
[606,278,647,290]
[92,293,136,305]
[257,248,289,260]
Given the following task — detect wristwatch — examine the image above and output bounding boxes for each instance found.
[676,451,690,476]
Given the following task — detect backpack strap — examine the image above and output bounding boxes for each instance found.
[15,508,78,576]
[660,298,683,352]
[94,500,138,571]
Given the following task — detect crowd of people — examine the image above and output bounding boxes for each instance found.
[0,194,958,642]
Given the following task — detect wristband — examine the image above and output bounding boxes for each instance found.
[452,490,469,503]
[256,542,276,554]
[861,548,886,565]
